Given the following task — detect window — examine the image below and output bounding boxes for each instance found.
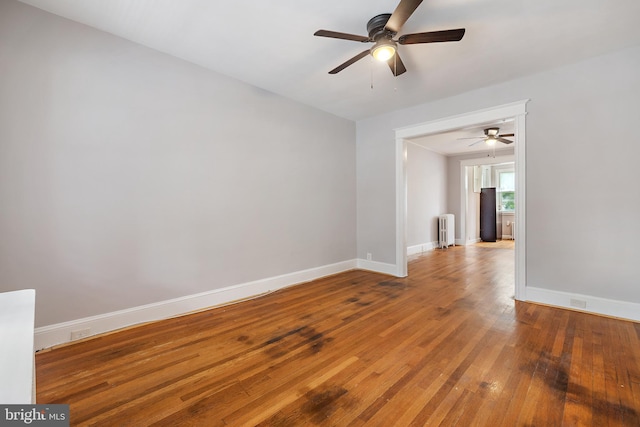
[497,170,515,212]
[500,191,515,211]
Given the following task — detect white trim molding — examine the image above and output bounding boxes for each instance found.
[513,110,527,301]
[407,242,438,256]
[395,138,408,277]
[35,260,357,350]
[395,100,529,140]
[458,238,479,246]
[357,259,398,276]
[526,287,640,322]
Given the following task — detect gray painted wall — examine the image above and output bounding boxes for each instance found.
[406,143,447,248]
[0,1,356,327]
[357,44,640,303]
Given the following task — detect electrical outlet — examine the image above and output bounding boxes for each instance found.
[70,328,92,341]
[366,253,372,261]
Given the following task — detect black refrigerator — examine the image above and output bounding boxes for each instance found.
[480,187,497,242]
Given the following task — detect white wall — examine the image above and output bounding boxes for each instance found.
[357,44,640,305]
[406,143,447,250]
[0,0,356,328]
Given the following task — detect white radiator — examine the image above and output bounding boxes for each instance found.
[438,214,455,248]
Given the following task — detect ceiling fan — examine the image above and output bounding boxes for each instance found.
[461,128,515,147]
[314,0,465,76]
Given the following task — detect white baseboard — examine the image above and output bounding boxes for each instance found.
[458,238,483,246]
[407,241,438,255]
[526,286,640,322]
[356,259,398,276]
[34,259,358,350]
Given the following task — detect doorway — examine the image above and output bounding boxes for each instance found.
[394,100,528,301]
[461,158,515,244]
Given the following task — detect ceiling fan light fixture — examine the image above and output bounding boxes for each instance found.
[371,39,396,61]
[486,137,497,146]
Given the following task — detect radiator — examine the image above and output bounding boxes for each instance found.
[438,214,455,248]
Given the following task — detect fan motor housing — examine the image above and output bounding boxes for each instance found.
[367,13,394,40]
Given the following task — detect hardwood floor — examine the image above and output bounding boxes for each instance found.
[473,239,515,250]
[36,245,640,426]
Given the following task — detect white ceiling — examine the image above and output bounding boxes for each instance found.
[17,0,640,121]
[409,119,515,156]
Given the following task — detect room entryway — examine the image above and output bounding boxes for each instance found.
[395,100,528,301]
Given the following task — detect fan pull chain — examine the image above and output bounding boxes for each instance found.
[370,56,374,90]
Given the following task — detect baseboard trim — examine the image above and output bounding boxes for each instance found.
[526,286,640,322]
[356,259,399,276]
[44,266,639,350]
[407,241,438,255]
[34,259,358,350]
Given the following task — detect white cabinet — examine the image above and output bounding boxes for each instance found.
[0,289,36,404]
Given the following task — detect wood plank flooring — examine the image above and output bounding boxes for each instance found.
[36,244,640,426]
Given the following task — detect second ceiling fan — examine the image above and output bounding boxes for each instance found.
[314,0,465,76]
[461,128,515,147]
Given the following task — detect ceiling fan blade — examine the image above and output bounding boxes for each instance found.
[498,133,515,138]
[468,139,485,147]
[399,28,466,45]
[497,138,514,144]
[385,0,424,33]
[328,50,370,74]
[314,30,369,42]
[458,136,484,140]
[387,52,407,76]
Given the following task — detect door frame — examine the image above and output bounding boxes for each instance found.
[394,100,528,301]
